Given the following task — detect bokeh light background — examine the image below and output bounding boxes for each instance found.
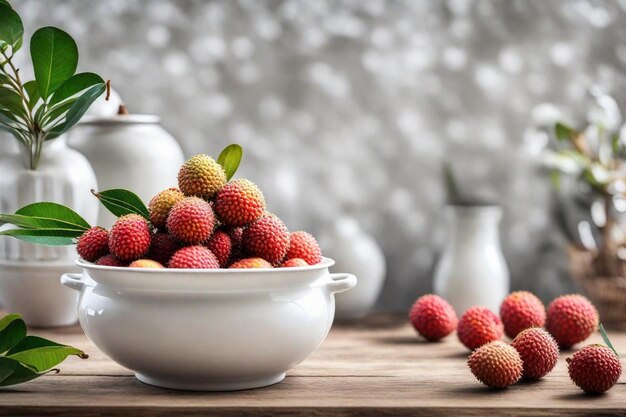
[10,0,626,309]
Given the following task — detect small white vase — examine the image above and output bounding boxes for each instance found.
[321,217,386,320]
[68,115,185,228]
[433,205,510,315]
[0,137,98,327]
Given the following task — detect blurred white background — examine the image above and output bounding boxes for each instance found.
[9,0,626,309]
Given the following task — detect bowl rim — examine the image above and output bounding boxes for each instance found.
[76,256,335,275]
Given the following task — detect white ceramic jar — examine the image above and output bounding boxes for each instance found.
[61,257,356,391]
[433,205,510,315]
[68,115,185,228]
[321,217,386,320]
[0,137,98,327]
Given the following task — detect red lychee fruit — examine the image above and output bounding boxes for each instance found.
[546,294,599,348]
[168,245,219,269]
[166,197,216,245]
[285,231,322,265]
[214,179,265,227]
[457,306,504,350]
[94,254,126,267]
[147,232,180,266]
[409,294,458,341]
[108,214,151,262]
[500,291,546,338]
[282,258,308,267]
[77,227,109,262]
[511,327,559,380]
[148,187,185,231]
[242,214,290,264]
[205,229,232,267]
[567,344,622,394]
[129,259,164,268]
[468,340,523,389]
[229,258,272,269]
[177,154,227,200]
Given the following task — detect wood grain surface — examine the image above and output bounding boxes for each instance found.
[0,314,623,417]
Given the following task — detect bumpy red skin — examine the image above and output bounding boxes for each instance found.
[148,188,185,231]
[546,295,599,349]
[169,246,219,269]
[94,254,126,267]
[230,258,272,269]
[166,197,216,245]
[77,227,109,262]
[242,215,290,264]
[468,341,523,389]
[511,327,559,380]
[457,306,504,350]
[567,345,622,394]
[129,259,164,268]
[215,179,266,227]
[108,214,151,262]
[206,229,232,267]
[500,291,546,338]
[147,232,180,267]
[285,231,322,265]
[409,294,458,341]
[282,258,308,267]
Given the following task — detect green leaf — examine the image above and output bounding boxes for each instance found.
[91,189,149,220]
[217,144,243,181]
[23,80,40,111]
[46,83,105,138]
[0,86,27,118]
[0,314,26,354]
[41,98,75,127]
[6,336,87,372]
[0,213,89,231]
[599,323,618,356]
[30,27,78,99]
[0,229,79,246]
[49,72,104,107]
[0,1,13,9]
[0,357,52,387]
[555,122,576,142]
[14,202,90,229]
[0,4,23,49]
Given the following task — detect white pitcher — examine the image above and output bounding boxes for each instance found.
[433,205,509,315]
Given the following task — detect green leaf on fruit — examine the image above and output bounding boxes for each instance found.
[30,27,78,99]
[217,144,243,181]
[92,189,150,220]
[599,323,618,356]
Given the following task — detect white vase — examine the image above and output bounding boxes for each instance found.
[433,205,510,315]
[0,137,99,327]
[68,115,185,228]
[321,217,386,320]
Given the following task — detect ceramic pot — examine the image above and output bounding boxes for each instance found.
[68,115,185,228]
[433,205,509,315]
[0,137,98,327]
[321,217,386,320]
[61,257,356,391]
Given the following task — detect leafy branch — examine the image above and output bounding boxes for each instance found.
[0,1,106,170]
[0,314,87,387]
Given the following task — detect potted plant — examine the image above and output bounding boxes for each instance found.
[543,90,626,328]
[0,1,106,327]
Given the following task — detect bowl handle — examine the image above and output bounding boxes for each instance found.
[60,273,85,292]
[326,273,357,294]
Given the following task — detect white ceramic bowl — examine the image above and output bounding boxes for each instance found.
[61,257,355,391]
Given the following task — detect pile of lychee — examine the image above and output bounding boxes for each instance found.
[409,292,622,394]
[76,153,322,269]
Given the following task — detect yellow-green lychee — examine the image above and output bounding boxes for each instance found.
[177,154,227,200]
[148,188,185,230]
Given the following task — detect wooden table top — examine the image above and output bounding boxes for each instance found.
[0,313,623,417]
